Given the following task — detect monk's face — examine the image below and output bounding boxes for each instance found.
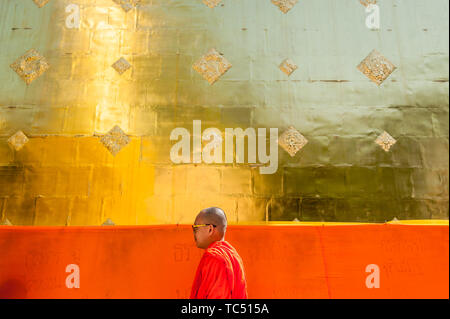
[193,215,214,249]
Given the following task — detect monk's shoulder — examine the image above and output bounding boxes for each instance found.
[206,245,232,262]
[205,246,224,258]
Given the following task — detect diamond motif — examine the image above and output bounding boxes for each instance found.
[360,0,377,7]
[271,0,299,13]
[10,49,50,85]
[100,125,131,156]
[278,126,308,157]
[203,0,222,8]
[193,48,232,85]
[102,218,116,226]
[7,131,29,151]
[112,0,141,12]
[357,49,396,85]
[375,131,397,152]
[112,57,132,75]
[32,0,51,8]
[279,59,298,76]
[0,218,13,226]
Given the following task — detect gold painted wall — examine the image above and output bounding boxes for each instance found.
[0,0,448,225]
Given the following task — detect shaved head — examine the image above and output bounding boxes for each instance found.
[193,207,228,248]
[198,207,227,235]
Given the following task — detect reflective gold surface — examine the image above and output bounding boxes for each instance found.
[0,0,448,225]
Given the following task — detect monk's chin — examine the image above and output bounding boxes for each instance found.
[195,242,206,249]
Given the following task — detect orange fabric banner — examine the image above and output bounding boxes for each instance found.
[0,224,448,299]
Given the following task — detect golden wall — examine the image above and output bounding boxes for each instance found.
[0,0,448,225]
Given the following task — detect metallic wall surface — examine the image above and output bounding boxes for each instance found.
[0,0,448,225]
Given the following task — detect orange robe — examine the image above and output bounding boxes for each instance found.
[190,240,248,299]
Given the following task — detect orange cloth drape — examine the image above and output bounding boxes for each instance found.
[190,240,248,299]
[0,224,448,299]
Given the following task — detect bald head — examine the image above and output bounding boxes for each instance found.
[196,207,227,238]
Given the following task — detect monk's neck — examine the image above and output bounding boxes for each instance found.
[206,239,225,249]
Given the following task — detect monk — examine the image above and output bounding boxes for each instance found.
[190,207,248,299]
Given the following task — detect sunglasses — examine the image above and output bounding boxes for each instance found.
[192,224,217,232]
